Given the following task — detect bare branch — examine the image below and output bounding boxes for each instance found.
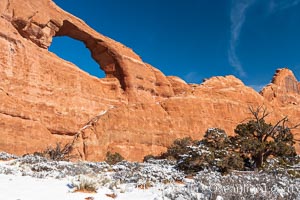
[290,123,300,130]
[249,105,270,119]
[249,106,270,138]
[282,117,288,129]
[264,116,288,142]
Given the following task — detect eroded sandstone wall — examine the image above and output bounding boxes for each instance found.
[0,0,299,161]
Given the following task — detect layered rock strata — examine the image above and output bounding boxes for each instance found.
[0,0,299,161]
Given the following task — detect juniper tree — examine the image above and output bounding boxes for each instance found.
[149,106,299,173]
[160,137,197,160]
[177,128,244,174]
[231,106,298,169]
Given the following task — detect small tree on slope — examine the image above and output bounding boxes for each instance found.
[231,106,299,169]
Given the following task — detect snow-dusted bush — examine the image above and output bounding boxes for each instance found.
[143,154,157,162]
[71,175,98,193]
[167,128,244,174]
[0,154,112,179]
[112,160,185,186]
[160,137,197,161]
[0,152,18,160]
[193,170,300,199]
[1,152,300,199]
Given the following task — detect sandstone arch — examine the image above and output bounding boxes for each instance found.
[49,34,105,78]
[5,0,176,101]
[54,20,127,90]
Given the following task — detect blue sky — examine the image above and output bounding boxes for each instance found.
[50,0,300,91]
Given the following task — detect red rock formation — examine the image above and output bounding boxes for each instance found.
[261,68,300,105]
[260,68,300,149]
[0,0,299,161]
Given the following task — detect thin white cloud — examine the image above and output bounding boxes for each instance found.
[229,0,255,77]
[228,0,299,79]
[269,0,300,12]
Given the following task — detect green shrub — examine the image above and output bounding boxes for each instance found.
[143,154,157,162]
[160,137,197,161]
[177,128,244,175]
[105,151,124,165]
[287,169,300,178]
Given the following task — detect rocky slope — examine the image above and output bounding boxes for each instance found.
[0,0,299,161]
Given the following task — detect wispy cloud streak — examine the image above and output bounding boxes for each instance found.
[229,0,255,77]
[228,0,299,78]
[269,0,300,12]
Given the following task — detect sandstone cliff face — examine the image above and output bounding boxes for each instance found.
[0,0,299,161]
[260,68,300,145]
[261,69,300,105]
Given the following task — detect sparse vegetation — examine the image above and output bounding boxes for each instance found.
[105,151,124,165]
[177,128,244,174]
[148,106,300,175]
[71,175,98,193]
[137,179,153,189]
[35,142,73,161]
[1,150,300,199]
[160,137,197,161]
[0,152,18,161]
[143,154,157,162]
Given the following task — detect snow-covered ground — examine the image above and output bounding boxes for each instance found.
[0,174,162,200]
[0,152,299,200]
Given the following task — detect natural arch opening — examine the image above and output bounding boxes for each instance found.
[52,20,127,91]
[48,36,105,78]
